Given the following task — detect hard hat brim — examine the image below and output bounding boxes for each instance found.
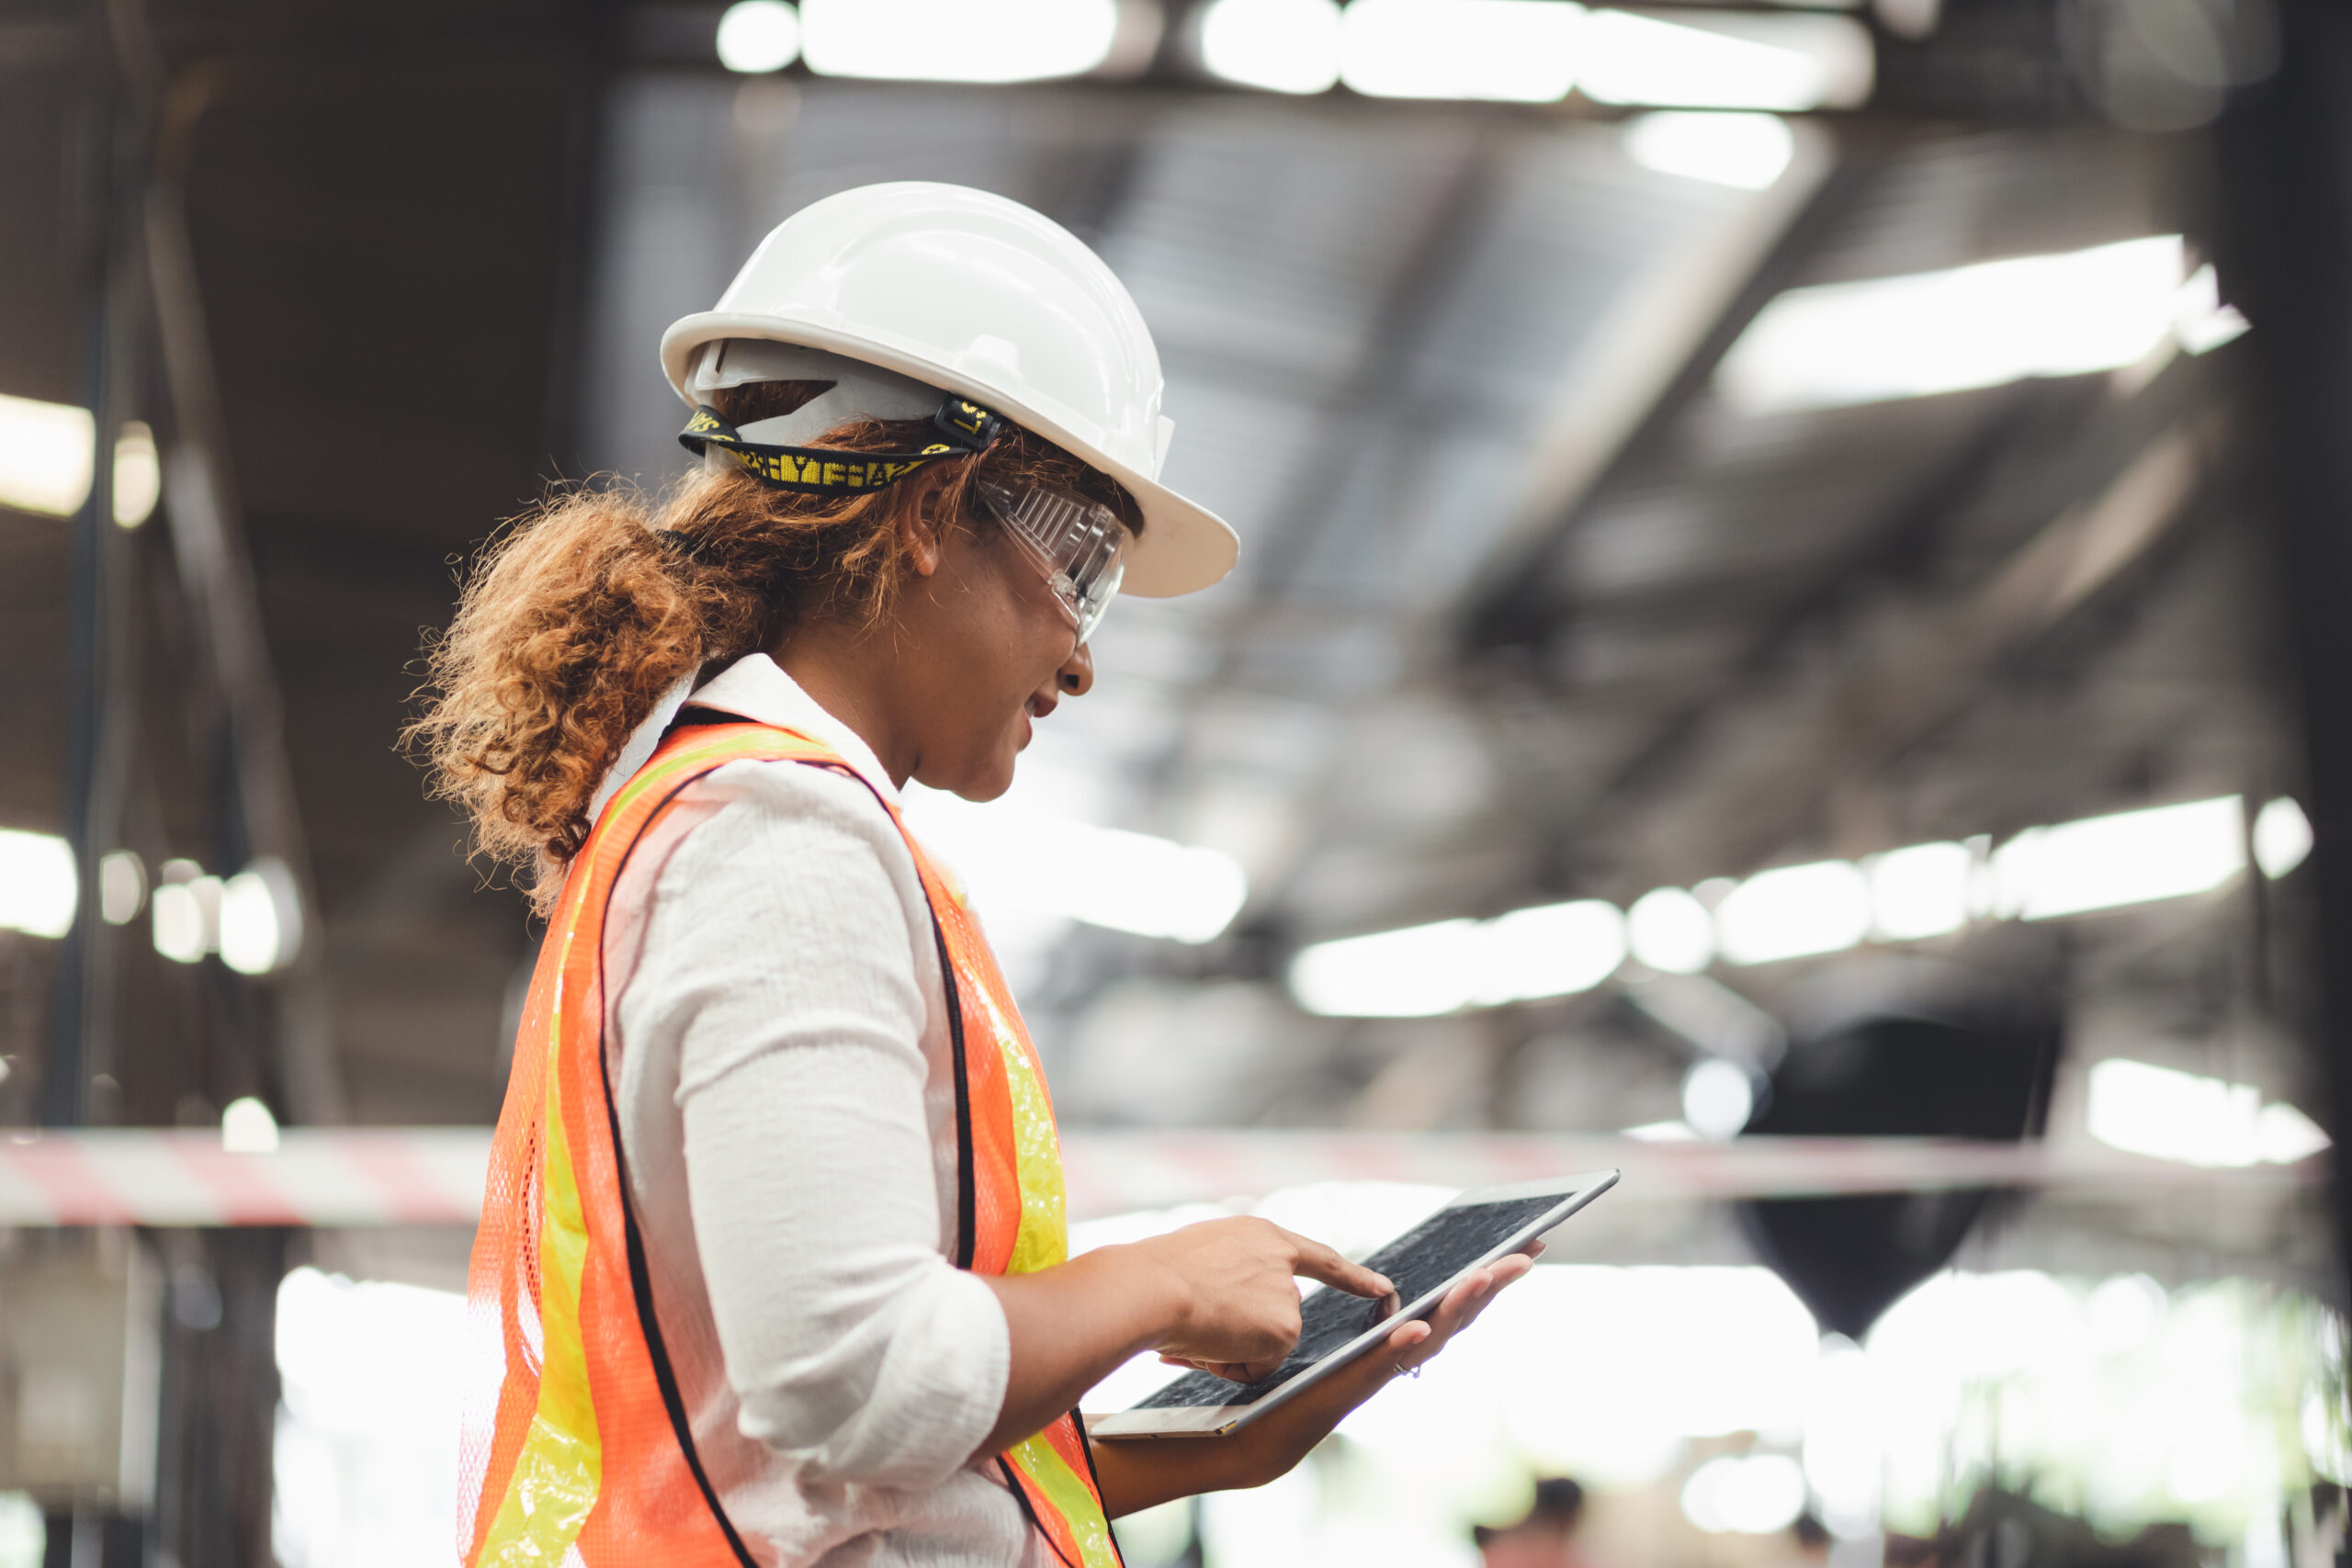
[662,313,1239,600]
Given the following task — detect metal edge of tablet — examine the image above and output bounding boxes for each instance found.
[1091,1168,1622,1441]
[1225,1169,1621,1431]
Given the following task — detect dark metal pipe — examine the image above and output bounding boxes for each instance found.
[2212,0,2352,1303]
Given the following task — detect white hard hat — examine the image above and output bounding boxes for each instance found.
[661,182,1238,599]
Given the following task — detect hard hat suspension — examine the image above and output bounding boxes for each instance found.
[677,394,1007,498]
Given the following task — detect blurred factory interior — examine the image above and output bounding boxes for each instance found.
[5,0,2352,1564]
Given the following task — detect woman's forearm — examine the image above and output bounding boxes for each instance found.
[1087,1344,1399,1514]
[975,1244,1188,1457]
[1083,1351,1393,1517]
[1088,1430,1262,1517]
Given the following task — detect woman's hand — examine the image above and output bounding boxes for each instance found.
[1132,1216,1396,1382]
[976,1215,1391,1457]
[1089,1244,1542,1517]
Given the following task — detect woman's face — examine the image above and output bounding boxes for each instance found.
[900,501,1094,802]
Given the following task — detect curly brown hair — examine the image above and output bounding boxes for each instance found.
[408,379,1136,911]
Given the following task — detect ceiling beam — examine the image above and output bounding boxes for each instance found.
[1583,402,2220,888]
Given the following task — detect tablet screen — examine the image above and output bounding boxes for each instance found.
[1131,1190,1565,1412]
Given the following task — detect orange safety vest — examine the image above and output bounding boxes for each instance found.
[458,720,1122,1568]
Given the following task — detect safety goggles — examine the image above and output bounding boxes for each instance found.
[973,480,1130,643]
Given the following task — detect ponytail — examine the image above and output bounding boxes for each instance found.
[412,400,1133,911]
[409,479,724,909]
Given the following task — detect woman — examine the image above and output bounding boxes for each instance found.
[416,183,1532,1568]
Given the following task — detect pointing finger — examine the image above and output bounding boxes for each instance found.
[1280,1228,1395,1299]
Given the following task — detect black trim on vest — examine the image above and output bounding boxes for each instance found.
[933,915,980,1270]
[1077,1419,1128,1568]
[668,705,980,1265]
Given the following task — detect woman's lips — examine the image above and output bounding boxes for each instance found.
[1019,689,1057,751]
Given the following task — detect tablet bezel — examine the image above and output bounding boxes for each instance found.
[1088,1168,1620,1440]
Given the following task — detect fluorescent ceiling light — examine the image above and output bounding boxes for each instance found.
[0,829,76,939]
[906,792,1248,945]
[2175,264,2251,355]
[1714,859,1870,965]
[1475,899,1627,1004]
[1994,795,2243,921]
[1580,9,1871,111]
[1622,110,1794,190]
[1340,0,1582,102]
[1627,886,1713,974]
[221,1095,280,1155]
[1865,840,1973,942]
[1289,918,1480,1017]
[2254,795,2312,879]
[1198,0,1342,93]
[1289,898,1624,1017]
[152,883,207,962]
[1679,1057,1754,1140]
[153,860,220,964]
[717,0,802,73]
[220,858,301,976]
[113,422,159,527]
[801,0,1117,82]
[1623,1119,1700,1142]
[0,402,162,524]
[98,850,146,925]
[2086,1057,2331,1168]
[1290,793,2278,1007]
[0,393,95,518]
[1064,827,1248,942]
[2275,1102,2345,1164]
[1718,235,2198,416]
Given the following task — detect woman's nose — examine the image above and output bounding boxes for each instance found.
[1057,638,1094,697]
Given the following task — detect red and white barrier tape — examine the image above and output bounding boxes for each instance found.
[0,1128,2315,1227]
[1063,1133,2318,1216]
[0,1128,492,1227]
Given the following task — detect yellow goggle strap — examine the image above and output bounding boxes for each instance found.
[677,397,1004,496]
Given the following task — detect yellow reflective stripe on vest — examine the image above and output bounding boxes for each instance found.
[1006,1435,1121,1568]
[479,926,603,1564]
[970,953,1119,1564]
[977,981,1069,1278]
[600,738,734,826]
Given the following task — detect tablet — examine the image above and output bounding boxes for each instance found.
[1089,1169,1618,1438]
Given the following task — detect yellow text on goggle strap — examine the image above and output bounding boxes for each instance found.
[730,447,941,491]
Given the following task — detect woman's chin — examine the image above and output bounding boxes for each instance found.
[943,758,1018,804]
[922,727,1027,803]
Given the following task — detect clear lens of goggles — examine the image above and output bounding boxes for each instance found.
[975,480,1129,642]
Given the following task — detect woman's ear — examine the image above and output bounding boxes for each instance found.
[898,479,952,577]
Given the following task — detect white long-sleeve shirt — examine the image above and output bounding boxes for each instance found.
[597,652,1035,1567]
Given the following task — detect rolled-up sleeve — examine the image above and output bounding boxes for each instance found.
[627,764,1009,1489]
